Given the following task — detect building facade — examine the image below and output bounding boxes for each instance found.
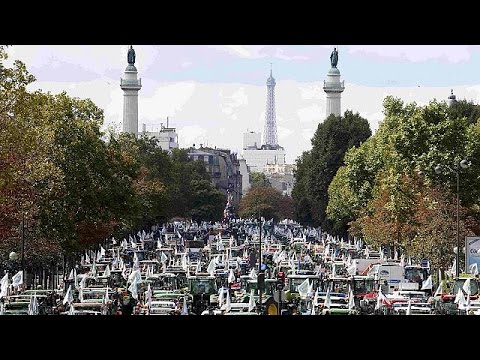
[141,123,179,151]
[238,158,251,196]
[187,147,243,205]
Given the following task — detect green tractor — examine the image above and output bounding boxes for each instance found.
[186,274,218,315]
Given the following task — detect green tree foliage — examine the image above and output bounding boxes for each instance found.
[239,186,284,221]
[250,171,271,187]
[292,110,371,233]
[0,48,227,266]
[327,96,480,271]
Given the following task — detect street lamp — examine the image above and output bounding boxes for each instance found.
[435,159,471,278]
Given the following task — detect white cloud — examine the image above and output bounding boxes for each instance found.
[347,45,474,63]
[277,126,294,140]
[301,128,315,142]
[225,45,252,58]
[139,82,196,122]
[8,45,160,78]
[297,105,323,123]
[178,125,208,148]
[300,84,323,100]
[274,48,309,61]
[220,87,248,115]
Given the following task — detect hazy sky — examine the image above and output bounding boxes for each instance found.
[6,45,480,163]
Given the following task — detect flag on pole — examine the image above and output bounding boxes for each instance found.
[297,278,310,299]
[68,269,74,280]
[218,287,225,308]
[28,294,39,315]
[11,271,23,287]
[104,265,111,278]
[100,246,106,257]
[63,285,74,305]
[406,300,412,315]
[324,288,332,309]
[434,281,444,297]
[454,288,465,305]
[348,287,355,310]
[469,263,479,276]
[463,278,471,296]
[128,275,139,300]
[104,287,110,304]
[146,283,152,310]
[225,289,231,312]
[228,269,235,284]
[421,275,433,290]
[313,288,319,307]
[181,297,189,315]
[207,259,216,277]
[0,273,9,298]
[248,289,256,312]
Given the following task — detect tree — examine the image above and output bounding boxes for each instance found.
[239,186,283,221]
[250,171,271,187]
[292,151,314,225]
[292,110,371,232]
[326,96,480,267]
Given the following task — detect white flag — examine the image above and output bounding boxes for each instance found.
[297,278,310,299]
[225,289,231,312]
[0,273,9,298]
[11,271,23,287]
[104,265,111,278]
[434,281,444,297]
[248,289,256,312]
[68,269,74,280]
[128,276,139,300]
[207,259,216,277]
[104,287,110,304]
[313,288,319,306]
[323,288,332,309]
[454,288,465,305]
[181,297,189,315]
[218,287,225,307]
[63,285,74,305]
[146,283,152,309]
[421,275,433,290]
[469,263,479,276]
[228,269,235,284]
[463,278,471,296]
[28,294,39,315]
[100,246,106,257]
[406,300,412,315]
[376,287,390,309]
[348,287,355,310]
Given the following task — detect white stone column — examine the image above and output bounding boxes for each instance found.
[323,68,345,118]
[120,65,142,137]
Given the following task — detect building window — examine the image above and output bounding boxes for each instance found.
[198,155,204,162]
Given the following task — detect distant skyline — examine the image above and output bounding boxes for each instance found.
[6,45,480,163]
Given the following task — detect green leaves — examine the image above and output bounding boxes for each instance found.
[326,96,480,269]
[293,110,372,233]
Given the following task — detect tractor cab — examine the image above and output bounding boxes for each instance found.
[187,274,218,315]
